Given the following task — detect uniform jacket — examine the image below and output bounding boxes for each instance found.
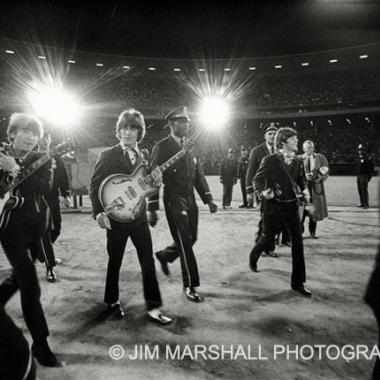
[89,144,148,228]
[147,135,212,211]
[357,155,375,177]
[300,152,329,221]
[237,156,249,180]
[245,142,272,193]
[219,157,238,183]
[46,155,71,199]
[253,152,307,215]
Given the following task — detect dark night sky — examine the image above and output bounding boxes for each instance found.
[0,0,379,59]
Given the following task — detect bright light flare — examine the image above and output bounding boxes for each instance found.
[199,96,230,131]
[27,84,83,127]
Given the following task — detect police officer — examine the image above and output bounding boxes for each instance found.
[220,148,238,209]
[148,106,218,303]
[237,145,250,208]
[356,143,375,209]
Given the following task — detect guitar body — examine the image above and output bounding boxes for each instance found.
[99,164,159,223]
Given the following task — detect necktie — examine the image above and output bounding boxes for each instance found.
[270,147,274,154]
[306,156,311,173]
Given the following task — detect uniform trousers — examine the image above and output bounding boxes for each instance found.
[357,174,370,207]
[222,181,234,206]
[160,195,200,288]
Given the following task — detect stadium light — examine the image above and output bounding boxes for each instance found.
[248,67,256,71]
[199,96,230,131]
[5,50,15,54]
[328,119,333,126]
[173,68,181,72]
[123,65,130,69]
[346,118,351,125]
[224,68,231,71]
[198,68,206,72]
[274,65,282,69]
[365,117,371,123]
[68,60,76,64]
[329,59,338,63]
[27,83,84,128]
[38,56,46,60]
[359,55,368,59]
[148,67,156,71]
[96,63,104,67]
[301,62,309,66]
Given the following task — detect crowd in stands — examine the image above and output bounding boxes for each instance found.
[0,58,379,174]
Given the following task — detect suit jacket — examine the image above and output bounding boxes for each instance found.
[147,135,212,211]
[89,144,147,228]
[300,152,329,221]
[253,152,307,215]
[0,151,52,238]
[245,142,271,193]
[219,157,238,183]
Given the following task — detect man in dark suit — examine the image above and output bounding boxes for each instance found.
[0,304,36,380]
[147,106,218,302]
[90,108,172,324]
[246,122,279,256]
[38,131,71,283]
[249,127,312,297]
[237,146,250,208]
[220,147,238,209]
[0,113,58,367]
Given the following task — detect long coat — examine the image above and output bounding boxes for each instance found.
[300,152,329,222]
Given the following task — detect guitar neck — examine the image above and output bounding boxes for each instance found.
[159,149,187,173]
[13,153,51,189]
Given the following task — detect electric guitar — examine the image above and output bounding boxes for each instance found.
[99,140,195,223]
[0,141,72,219]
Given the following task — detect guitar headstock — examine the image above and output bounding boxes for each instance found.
[51,139,74,157]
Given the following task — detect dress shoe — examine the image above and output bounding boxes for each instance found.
[184,287,203,302]
[310,233,319,239]
[107,302,125,318]
[156,251,170,276]
[147,308,173,325]
[238,204,246,208]
[356,204,363,207]
[249,262,258,272]
[363,205,369,209]
[265,250,279,258]
[55,258,63,265]
[32,339,59,367]
[46,268,56,283]
[291,283,312,297]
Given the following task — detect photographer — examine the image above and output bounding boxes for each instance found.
[300,140,329,239]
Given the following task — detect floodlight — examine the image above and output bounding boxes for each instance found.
[27,84,83,127]
[199,96,230,131]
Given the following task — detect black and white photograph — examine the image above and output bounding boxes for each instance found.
[0,1,379,379]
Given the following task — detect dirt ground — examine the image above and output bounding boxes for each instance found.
[0,177,379,380]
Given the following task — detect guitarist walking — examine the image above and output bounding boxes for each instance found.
[147,106,218,303]
[89,108,172,324]
[0,113,59,367]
